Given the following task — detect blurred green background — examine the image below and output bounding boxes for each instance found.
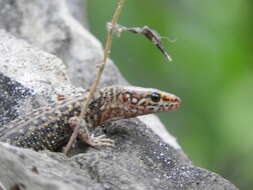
[87,0,252,189]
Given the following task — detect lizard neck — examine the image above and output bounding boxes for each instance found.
[84,87,123,126]
[85,86,139,126]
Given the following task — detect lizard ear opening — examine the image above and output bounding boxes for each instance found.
[150,92,161,102]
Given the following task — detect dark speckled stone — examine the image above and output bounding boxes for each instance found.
[0,73,32,126]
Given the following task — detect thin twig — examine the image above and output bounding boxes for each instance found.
[63,0,126,155]
[108,23,172,62]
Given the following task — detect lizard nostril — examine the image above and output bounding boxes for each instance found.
[170,95,181,104]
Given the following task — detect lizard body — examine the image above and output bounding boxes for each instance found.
[0,86,181,151]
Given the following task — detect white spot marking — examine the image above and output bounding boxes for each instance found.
[132,98,138,104]
[110,104,117,108]
[138,98,146,105]
[131,109,137,114]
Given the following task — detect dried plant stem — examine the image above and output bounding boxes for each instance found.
[64,0,126,155]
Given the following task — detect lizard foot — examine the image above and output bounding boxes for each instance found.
[89,134,115,147]
[79,133,115,147]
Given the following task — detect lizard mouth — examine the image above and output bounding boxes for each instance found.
[171,102,180,110]
[169,97,181,111]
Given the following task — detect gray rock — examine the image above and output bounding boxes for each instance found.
[66,0,88,27]
[0,0,126,89]
[0,0,238,190]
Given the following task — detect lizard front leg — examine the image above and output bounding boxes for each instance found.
[68,117,115,147]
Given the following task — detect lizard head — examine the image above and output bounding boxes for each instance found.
[115,86,181,114]
[93,86,181,125]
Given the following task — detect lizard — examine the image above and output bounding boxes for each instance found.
[0,86,181,151]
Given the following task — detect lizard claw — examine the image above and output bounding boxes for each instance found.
[78,132,115,147]
[88,134,115,147]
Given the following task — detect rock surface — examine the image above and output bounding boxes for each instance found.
[0,0,238,190]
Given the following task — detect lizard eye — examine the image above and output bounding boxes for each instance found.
[150,92,160,102]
